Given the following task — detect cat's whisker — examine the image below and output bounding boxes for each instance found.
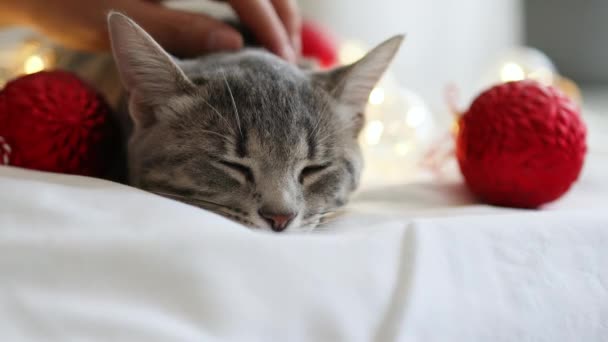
[301,208,343,229]
[221,69,244,139]
[312,224,332,232]
[298,208,341,230]
[148,186,257,224]
[149,190,193,200]
[177,199,257,227]
[203,206,256,226]
[316,121,358,144]
[149,190,230,209]
[199,98,234,133]
[198,129,236,144]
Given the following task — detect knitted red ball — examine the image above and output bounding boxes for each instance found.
[456,80,587,208]
[0,70,117,177]
[301,20,338,68]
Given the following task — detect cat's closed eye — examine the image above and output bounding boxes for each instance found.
[219,160,254,183]
[299,164,330,184]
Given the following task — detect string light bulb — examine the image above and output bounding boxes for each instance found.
[478,46,581,105]
[500,62,526,82]
[365,120,384,146]
[0,36,55,87]
[359,74,436,187]
[368,87,385,105]
[23,54,46,74]
[478,47,557,91]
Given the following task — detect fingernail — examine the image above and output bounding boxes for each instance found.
[281,44,297,63]
[206,30,243,51]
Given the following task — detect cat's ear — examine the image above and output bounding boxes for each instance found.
[108,12,193,107]
[312,35,404,110]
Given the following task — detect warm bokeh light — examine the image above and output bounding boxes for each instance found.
[500,62,525,82]
[393,142,412,156]
[369,87,385,105]
[528,68,554,85]
[451,119,460,136]
[24,55,45,74]
[365,120,384,146]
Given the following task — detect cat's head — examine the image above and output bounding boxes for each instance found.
[108,12,403,232]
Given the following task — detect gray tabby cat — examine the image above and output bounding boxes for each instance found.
[107,12,403,233]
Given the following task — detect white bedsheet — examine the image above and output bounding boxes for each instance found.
[1,114,607,341]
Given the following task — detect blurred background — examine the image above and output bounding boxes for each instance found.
[1,0,606,107]
[301,0,607,183]
[0,0,606,184]
[299,0,523,107]
[2,0,607,104]
[298,0,607,108]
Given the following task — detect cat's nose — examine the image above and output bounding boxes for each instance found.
[258,210,296,232]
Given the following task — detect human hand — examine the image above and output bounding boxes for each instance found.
[13,0,300,61]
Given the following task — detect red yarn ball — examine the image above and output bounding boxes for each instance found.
[301,20,338,68]
[0,70,117,177]
[456,80,587,208]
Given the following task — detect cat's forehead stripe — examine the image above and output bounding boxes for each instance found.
[236,127,248,158]
[191,77,206,86]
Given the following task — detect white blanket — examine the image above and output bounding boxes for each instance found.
[1,114,608,341]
